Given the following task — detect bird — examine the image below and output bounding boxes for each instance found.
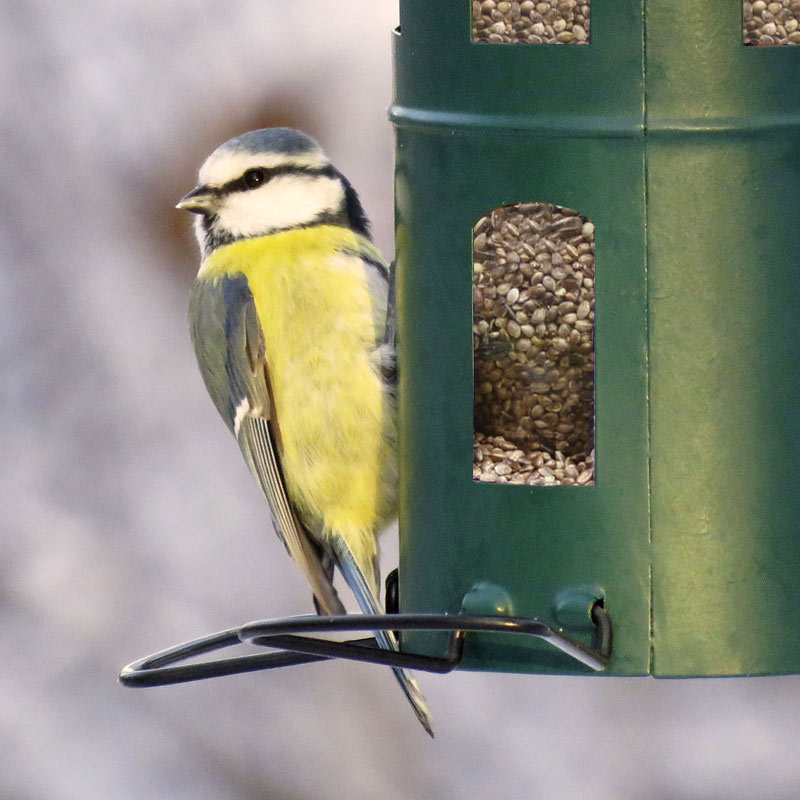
[177,127,433,735]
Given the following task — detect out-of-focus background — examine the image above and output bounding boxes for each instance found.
[4,3,800,798]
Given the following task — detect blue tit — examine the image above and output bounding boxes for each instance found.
[177,127,433,735]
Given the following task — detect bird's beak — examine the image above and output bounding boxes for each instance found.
[176,185,218,215]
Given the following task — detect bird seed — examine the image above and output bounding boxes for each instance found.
[473,202,595,486]
[472,0,590,45]
[743,0,800,44]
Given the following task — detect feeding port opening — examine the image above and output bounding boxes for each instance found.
[743,0,800,44]
[471,0,590,45]
[473,202,595,486]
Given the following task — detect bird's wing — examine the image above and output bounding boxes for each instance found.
[356,245,396,389]
[383,259,397,349]
[189,273,345,615]
[380,259,397,386]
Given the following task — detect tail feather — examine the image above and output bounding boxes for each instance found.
[335,545,434,737]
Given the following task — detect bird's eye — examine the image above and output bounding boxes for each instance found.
[243,168,267,189]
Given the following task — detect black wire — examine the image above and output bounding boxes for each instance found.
[120,608,611,688]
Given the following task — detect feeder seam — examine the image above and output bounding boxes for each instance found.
[642,0,655,677]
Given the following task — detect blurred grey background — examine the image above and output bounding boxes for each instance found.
[3,2,800,798]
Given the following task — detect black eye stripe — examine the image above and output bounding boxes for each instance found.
[222,163,337,194]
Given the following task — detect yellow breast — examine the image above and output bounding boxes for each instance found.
[202,226,397,568]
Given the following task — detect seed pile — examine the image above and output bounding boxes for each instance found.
[473,203,595,486]
[472,0,590,44]
[744,0,800,44]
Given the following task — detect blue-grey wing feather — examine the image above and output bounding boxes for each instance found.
[189,273,345,615]
[334,539,434,736]
[379,259,397,385]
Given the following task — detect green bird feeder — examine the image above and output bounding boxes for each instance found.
[392,0,800,676]
[120,0,800,695]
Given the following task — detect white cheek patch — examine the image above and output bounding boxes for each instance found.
[199,148,328,187]
[215,174,345,238]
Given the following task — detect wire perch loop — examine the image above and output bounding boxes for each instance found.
[119,579,612,687]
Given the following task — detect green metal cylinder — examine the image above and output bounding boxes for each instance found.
[391,0,800,676]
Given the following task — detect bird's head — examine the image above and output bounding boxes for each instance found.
[177,127,370,257]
